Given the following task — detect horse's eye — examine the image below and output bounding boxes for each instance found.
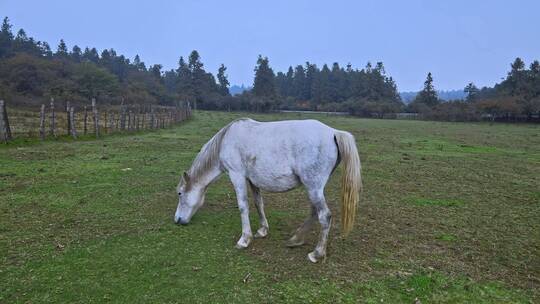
[178,192,182,196]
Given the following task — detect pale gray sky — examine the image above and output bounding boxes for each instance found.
[2,0,539,91]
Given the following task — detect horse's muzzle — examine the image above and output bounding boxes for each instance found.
[174,216,189,225]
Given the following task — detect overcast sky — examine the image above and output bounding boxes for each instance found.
[2,0,539,91]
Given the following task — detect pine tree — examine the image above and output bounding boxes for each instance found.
[177,56,193,99]
[285,66,294,96]
[292,65,306,100]
[71,45,82,62]
[149,64,163,79]
[188,50,208,108]
[414,72,439,106]
[40,41,52,57]
[0,17,13,58]
[1,17,13,39]
[133,54,146,71]
[217,64,230,96]
[56,39,68,56]
[318,64,331,103]
[83,47,99,63]
[13,29,30,53]
[252,55,276,97]
[507,57,527,95]
[464,82,479,102]
[304,62,317,101]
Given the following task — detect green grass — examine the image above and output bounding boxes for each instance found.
[1,111,539,303]
[408,197,465,207]
[436,233,458,242]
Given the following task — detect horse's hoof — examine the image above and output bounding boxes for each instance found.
[286,237,305,248]
[307,252,318,263]
[235,242,248,250]
[254,227,268,238]
[307,251,325,263]
[235,236,251,249]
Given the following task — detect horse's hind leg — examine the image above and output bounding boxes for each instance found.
[286,205,317,247]
[249,182,269,238]
[306,188,332,263]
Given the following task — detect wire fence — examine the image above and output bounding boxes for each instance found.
[0,99,192,143]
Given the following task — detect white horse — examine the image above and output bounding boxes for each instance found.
[174,118,362,262]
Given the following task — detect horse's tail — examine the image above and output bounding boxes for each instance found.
[334,130,362,236]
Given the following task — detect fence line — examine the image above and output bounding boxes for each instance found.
[0,100,192,143]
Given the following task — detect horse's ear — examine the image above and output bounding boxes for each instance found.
[183,171,190,184]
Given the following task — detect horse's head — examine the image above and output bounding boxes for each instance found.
[174,172,205,225]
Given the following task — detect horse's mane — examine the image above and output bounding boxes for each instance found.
[188,118,250,181]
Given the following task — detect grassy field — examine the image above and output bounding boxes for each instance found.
[1,111,539,303]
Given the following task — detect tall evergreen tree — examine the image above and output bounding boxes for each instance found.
[133,54,146,71]
[149,64,163,80]
[285,66,294,96]
[176,56,193,99]
[71,45,82,62]
[83,47,99,63]
[292,65,306,100]
[12,29,40,55]
[217,64,230,96]
[40,41,52,57]
[464,82,479,102]
[56,39,68,57]
[187,50,208,108]
[414,72,439,106]
[252,55,276,97]
[506,57,527,95]
[304,62,317,101]
[0,17,13,58]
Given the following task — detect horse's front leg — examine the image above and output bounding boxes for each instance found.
[229,172,253,249]
[249,182,269,238]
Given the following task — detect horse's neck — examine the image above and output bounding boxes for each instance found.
[194,162,222,188]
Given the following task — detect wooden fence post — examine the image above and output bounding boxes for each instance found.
[92,98,99,138]
[128,109,133,131]
[66,101,71,136]
[135,108,140,131]
[69,106,77,139]
[120,104,126,130]
[0,100,12,143]
[83,106,88,135]
[162,110,165,128]
[109,112,115,133]
[142,108,146,129]
[50,98,56,137]
[150,106,155,129]
[39,104,46,140]
[104,111,108,133]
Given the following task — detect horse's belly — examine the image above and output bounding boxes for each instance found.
[248,170,300,192]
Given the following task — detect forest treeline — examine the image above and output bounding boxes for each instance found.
[1,17,539,121]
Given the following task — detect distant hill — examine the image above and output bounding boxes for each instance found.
[229,84,251,95]
[400,90,466,103]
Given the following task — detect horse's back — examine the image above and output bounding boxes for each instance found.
[220,119,339,192]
